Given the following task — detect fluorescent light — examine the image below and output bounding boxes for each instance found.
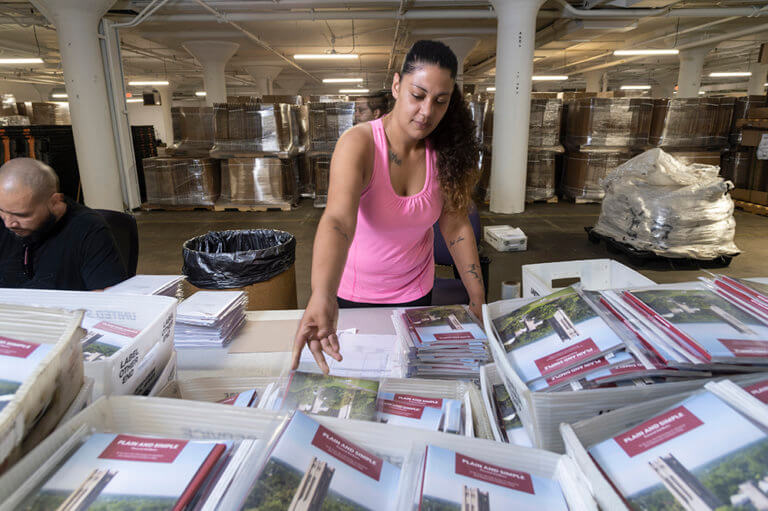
[128,80,170,86]
[339,88,369,94]
[126,98,143,103]
[51,93,68,99]
[532,75,568,81]
[709,72,751,77]
[323,78,363,83]
[487,87,496,92]
[294,54,358,60]
[699,91,706,95]
[195,91,207,97]
[0,58,43,64]
[620,85,652,90]
[613,49,679,56]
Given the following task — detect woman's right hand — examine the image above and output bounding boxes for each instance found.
[291,291,343,374]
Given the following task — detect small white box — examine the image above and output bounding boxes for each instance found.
[483,225,527,252]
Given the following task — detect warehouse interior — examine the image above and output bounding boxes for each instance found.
[0,0,767,305]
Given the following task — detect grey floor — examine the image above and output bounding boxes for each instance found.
[135,200,768,307]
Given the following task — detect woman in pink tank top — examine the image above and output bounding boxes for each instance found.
[293,41,485,373]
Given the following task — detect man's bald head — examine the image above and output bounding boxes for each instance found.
[0,158,59,202]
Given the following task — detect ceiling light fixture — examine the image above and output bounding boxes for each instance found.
[195,91,207,97]
[128,80,170,86]
[532,75,568,81]
[0,58,43,64]
[126,98,143,103]
[620,85,652,90]
[294,54,359,60]
[51,93,68,99]
[709,72,751,77]
[487,87,496,92]
[339,88,369,94]
[323,78,364,83]
[613,49,679,56]
[699,91,706,95]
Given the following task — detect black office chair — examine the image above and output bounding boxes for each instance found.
[95,209,139,278]
[432,202,490,306]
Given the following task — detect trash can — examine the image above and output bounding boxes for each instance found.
[182,229,298,310]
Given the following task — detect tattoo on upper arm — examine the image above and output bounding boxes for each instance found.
[332,225,350,242]
[449,235,465,248]
[466,264,481,280]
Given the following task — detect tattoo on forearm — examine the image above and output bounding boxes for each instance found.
[332,225,349,242]
[466,264,481,281]
[449,235,465,248]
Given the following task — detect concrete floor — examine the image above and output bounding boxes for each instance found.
[135,200,768,307]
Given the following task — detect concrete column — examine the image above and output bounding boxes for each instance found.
[489,0,545,214]
[677,46,712,98]
[182,41,239,105]
[748,63,768,95]
[30,0,124,210]
[585,71,602,93]
[156,83,175,146]
[245,65,284,97]
[436,37,479,90]
[274,78,306,95]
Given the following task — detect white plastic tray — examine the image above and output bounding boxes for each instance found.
[521,258,655,298]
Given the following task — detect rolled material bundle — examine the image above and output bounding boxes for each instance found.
[221,156,299,206]
[592,148,739,259]
[308,101,354,152]
[565,98,652,149]
[143,157,221,206]
[563,150,635,201]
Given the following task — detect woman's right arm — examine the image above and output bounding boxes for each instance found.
[291,126,371,374]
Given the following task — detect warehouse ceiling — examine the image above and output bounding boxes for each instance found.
[0,0,767,97]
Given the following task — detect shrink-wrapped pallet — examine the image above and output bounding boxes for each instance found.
[168,107,215,156]
[143,157,221,206]
[649,97,734,149]
[221,156,299,206]
[565,98,652,149]
[308,101,354,152]
[720,149,752,188]
[562,150,635,202]
[211,101,299,157]
[527,148,560,202]
[311,153,331,207]
[529,99,563,147]
[730,95,767,146]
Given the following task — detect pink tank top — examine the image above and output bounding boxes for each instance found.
[337,118,444,303]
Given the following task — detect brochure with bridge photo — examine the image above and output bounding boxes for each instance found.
[241,411,401,511]
[279,371,380,421]
[417,444,568,511]
[24,433,226,510]
[0,337,53,412]
[376,392,461,433]
[623,287,768,364]
[588,390,768,511]
[491,287,625,383]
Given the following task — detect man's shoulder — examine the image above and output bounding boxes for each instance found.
[65,202,109,228]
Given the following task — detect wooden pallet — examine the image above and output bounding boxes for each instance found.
[141,203,214,212]
[526,195,558,204]
[213,202,293,212]
[564,195,602,204]
[734,200,768,217]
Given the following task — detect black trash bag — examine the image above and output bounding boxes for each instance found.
[182,229,296,289]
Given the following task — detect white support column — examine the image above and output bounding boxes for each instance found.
[31,0,124,210]
[436,37,479,90]
[245,65,284,97]
[489,0,545,214]
[748,63,768,95]
[156,83,175,145]
[182,41,239,105]
[584,71,602,93]
[677,46,712,98]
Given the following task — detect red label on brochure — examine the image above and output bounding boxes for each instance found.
[434,332,475,341]
[393,394,443,408]
[746,380,768,404]
[0,337,39,358]
[218,395,238,405]
[534,338,599,376]
[380,400,425,419]
[311,424,383,481]
[544,356,608,386]
[454,452,534,494]
[613,406,703,458]
[608,362,646,376]
[93,321,140,338]
[99,434,188,463]
[719,339,768,358]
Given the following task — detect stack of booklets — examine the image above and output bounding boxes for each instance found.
[105,274,185,299]
[480,364,533,446]
[702,274,768,324]
[0,338,53,413]
[394,305,490,378]
[376,391,465,434]
[584,387,768,511]
[175,291,247,348]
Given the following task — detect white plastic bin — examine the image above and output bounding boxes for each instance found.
[521,258,655,298]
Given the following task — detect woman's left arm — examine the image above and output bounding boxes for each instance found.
[437,208,485,319]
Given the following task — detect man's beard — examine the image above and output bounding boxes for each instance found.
[14,213,57,245]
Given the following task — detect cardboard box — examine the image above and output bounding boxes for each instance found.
[668,150,722,166]
[731,188,751,201]
[740,128,768,147]
[750,190,768,205]
[483,225,527,252]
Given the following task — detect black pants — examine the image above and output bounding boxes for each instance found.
[337,291,433,309]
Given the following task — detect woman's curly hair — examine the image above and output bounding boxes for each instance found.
[401,40,481,212]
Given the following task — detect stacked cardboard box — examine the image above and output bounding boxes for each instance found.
[142,157,221,207]
[308,101,354,207]
[168,107,215,157]
[728,102,768,205]
[527,99,563,202]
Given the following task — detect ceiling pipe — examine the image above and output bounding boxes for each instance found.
[553,0,768,19]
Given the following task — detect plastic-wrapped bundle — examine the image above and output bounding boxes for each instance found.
[649,98,733,149]
[563,150,635,201]
[294,104,309,152]
[526,148,560,201]
[482,99,494,146]
[212,101,298,157]
[168,107,214,156]
[730,95,767,146]
[143,157,221,206]
[467,100,485,145]
[311,154,331,207]
[565,98,652,149]
[666,150,722,167]
[529,99,562,147]
[308,101,354,151]
[720,149,752,188]
[221,157,299,206]
[0,115,30,126]
[297,153,314,198]
[592,148,739,259]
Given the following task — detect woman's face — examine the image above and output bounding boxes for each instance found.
[391,63,454,140]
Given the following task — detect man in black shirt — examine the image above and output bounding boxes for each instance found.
[0,158,127,290]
